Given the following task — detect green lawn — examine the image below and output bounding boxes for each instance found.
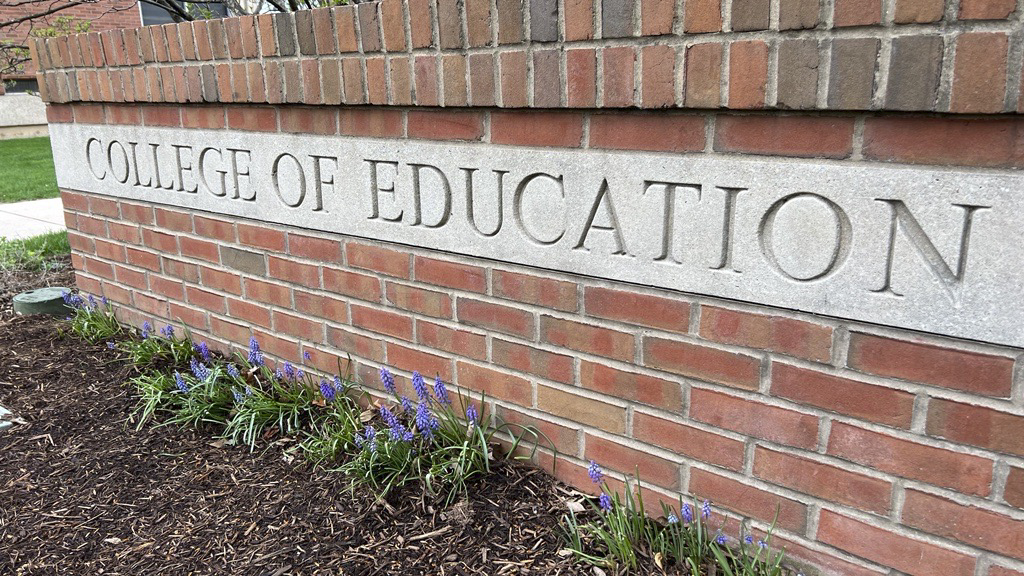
[0,137,59,204]
[0,230,70,271]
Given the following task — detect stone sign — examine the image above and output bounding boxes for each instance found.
[50,123,1024,347]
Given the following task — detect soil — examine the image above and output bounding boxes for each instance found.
[0,313,593,575]
[0,254,75,322]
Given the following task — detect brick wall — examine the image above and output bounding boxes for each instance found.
[35,1,1024,575]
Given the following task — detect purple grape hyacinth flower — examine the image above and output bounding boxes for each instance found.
[415,401,438,438]
[189,358,210,381]
[283,362,296,380]
[599,493,612,512]
[715,532,727,545]
[248,337,264,366]
[160,325,174,339]
[174,372,188,393]
[320,379,336,402]
[668,513,679,524]
[303,350,312,362]
[466,404,478,426]
[682,503,693,524]
[226,364,240,378]
[195,341,211,362]
[702,499,712,520]
[588,460,604,484]
[411,371,429,403]
[433,375,450,406]
[400,395,413,414]
[380,405,399,429]
[379,367,396,395]
[141,321,152,340]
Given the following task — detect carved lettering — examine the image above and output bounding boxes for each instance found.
[228,148,254,201]
[709,187,747,273]
[409,163,452,228]
[759,192,852,282]
[310,155,337,212]
[644,180,702,264]
[514,172,566,246]
[574,179,629,256]
[366,159,402,222]
[85,137,106,180]
[272,152,306,208]
[105,140,130,184]
[172,144,198,193]
[464,168,508,237]
[198,147,227,197]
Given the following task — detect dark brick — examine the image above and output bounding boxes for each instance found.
[438,0,463,49]
[531,0,559,41]
[294,10,317,55]
[732,0,770,30]
[779,0,819,29]
[828,38,879,110]
[497,0,525,44]
[274,12,297,56]
[533,49,561,107]
[469,53,496,106]
[602,0,636,38]
[220,246,266,276]
[776,39,819,109]
[358,3,382,52]
[885,35,943,111]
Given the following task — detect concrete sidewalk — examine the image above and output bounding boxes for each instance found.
[0,197,66,240]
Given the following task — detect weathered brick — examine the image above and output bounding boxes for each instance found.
[582,361,682,412]
[771,362,914,427]
[603,47,635,107]
[714,115,854,158]
[458,297,535,338]
[229,297,272,328]
[817,510,976,576]
[602,0,636,38]
[633,411,745,469]
[386,282,453,318]
[226,106,277,132]
[381,0,407,51]
[567,49,597,107]
[273,12,296,56]
[408,0,433,48]
[700,306,832,362]
[689,468,808,532]
[193,215,235,243]
[777,39,819,109]
[959,0,1017,18]
[386,342,454,381]
[414,55,439,106]
[244,278,291,306]
[274,309,324,344]
[644,336,760,390]
[300,59,322,105]
[328,326,386,362]
[288,234,343,262]
[951,32,1008,113]
[341,58,364,104]
[729,40,768,109]
[584,286,690,332]
[335,6,359,52]
[565,0,595,40]
[691,387,819,448]
[257,14,276,57]
[828,421,993,496]
[293,10,316,55]
[468,53,496,106]
[496,406,580,455]
[351,304,414,340]
[459,361,532,404]
[390,56,414,105]
[779,0,819,28]
[417,320,488,360]
[733,0,770,29]
[338,108,404,137]
[862,116,1024,168]
[828,38,878,109]
[885,35,944,111]
[367,57,389,105]
[493,339,574,383]
[283,60,303,103]
[537,383,626,433]
[358,2,383,52]
[585,434,680,489]
[497,0,525,44]
[280,106,338,135]
[641,45,675,108]
[268,255,320,288]
[894,0,944,22]
[904,488,1024,559]
[499,50,528,107]
[347,242,410,278]
[491,111,583,147]
[533,49,561,108]
[848,332,1014,397]
[834,0,881,25]
[531,0,558,41]
[237,223,286,252]
[179,237,219,263]
[491,270,576,311]
[684,43,721,108]
[927,398,1024,458]
[755,447,892,514]
[187,286,227,314]
[441,54,468,106]
[321,268,381,303]
[1005,466,1024,508]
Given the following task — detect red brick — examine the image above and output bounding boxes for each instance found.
[300,60,323,105]
[632,411,745,470]
[683,0,722,31]
[684,43,722,107]
[862,116,1024,168]
[729,40,768,109]
[990,566,1024,576]
[828,421,993,496]
[642,0,674,34]
[74,103,105,124]
[585,434,680,489]
[186,286,227,314]
[170,302,208,330]
[584,286,690,332]
[413,55,438,106]
[496,406,580,455]
[386,342,454,381]
[273,310,324,340]
[644,337,760,390]
[108,222,141,244]
[351,304,413,340]
[142,105,180,127]
[94,240,127,263]
[252,329,300,361]
[904,488,1024,559]
[193,215,235,243]
[442,54,468,106]
[771,362,914,428]
[848,332,1014,397]
[237,223,286,252]
[640,45,675,108]
[414,257,486,293]
[77,215,107,238]
[88,196,119,218]
[126,248,160,272]
[499,51,528,107]
[927,398,1024,458]
[581,361,682,412]
[346,242,409,278]
[833,0,879,24]
[951,33,1008,114]
[894,0,943,21]
[417,320,487,361]
[380,0,407,51]
[714,115,855,159]
[182,106,226,129]
[60,190,89,213]
[386,282,452,318]
[458,361,532,405]
[689,468,807,532]
[46,104,73,123]
[1005,466,1024,508]
[602,46,635,108]
[492,270,577,312]
[457,297,535,339]
[289,233,343,263]
[959,0,1016,18]
[135,293,169,317]
[195,267,239,296]
[817,510,976,576]
[564,0,594,40]
[567,49,597,108]
[541,316,633,362]
[228,297,272,328]
[338,109,404,137]
[268,255,320,288]
[83,257,114,279]
[245,278,291,306]
[493,339,574,383]
[327,326,386,363]
[591,114,704,155]
[106,104,141,125]
[496,0,525,44]
[280,106,337,135]
[690,388,819,449]
[178,237,219,263]
[408,110,485,141]
[700,306,832,362]
[755,447,892,514]
[323,267,382,302]
[537,384,626,434]
[225,106,278,132]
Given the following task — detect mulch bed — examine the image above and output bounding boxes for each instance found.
[0,254,75,323]
[0,309,592,575]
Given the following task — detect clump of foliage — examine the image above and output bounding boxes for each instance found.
[562,461,791,575]
[0,231,68,271]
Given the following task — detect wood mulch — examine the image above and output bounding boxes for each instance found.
[0,287,593,575]
[0,254,75,323]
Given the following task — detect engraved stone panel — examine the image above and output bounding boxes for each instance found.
[49,123,1024,347]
